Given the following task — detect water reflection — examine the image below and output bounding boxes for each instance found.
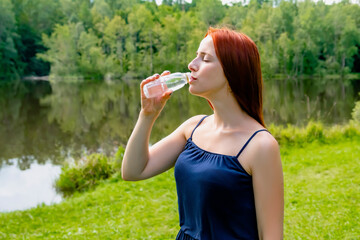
[0,159,62,212]
[0,78,359,171]
[0,77,359,211]
[263,78,359,126]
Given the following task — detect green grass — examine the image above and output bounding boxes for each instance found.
[1,139,359,239]
[0,171,179,239]
[282,141,360,239]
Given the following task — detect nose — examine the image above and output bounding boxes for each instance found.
[188,58,198,72]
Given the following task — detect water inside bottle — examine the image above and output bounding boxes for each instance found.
[166,77,187,91]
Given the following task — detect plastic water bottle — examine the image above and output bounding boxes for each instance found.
[143,72,191,98]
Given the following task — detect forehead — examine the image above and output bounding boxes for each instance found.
[198,36,216,55]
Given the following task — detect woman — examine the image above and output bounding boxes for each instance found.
[122,27,284,240]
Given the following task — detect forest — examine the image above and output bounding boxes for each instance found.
[1,0,360,80]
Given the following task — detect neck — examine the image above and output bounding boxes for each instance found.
[208,92,253,130]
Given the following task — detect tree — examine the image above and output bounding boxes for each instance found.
[38,23,84,77]
[3,0,360,79]
[221,5,248,29]
[293,0,321,75]
[103,15,128,77]
[156,15,180,72]
[278,32,292,76]
[11,0,65,76]
[270,1,296,39]
[338,16,360,75]
[59,0,92,28]
[323,3,360,75]
[162,0,173,6]
[91,0,113,31]
[77,29,107,78]
[127,4,158,77]
[196,0,225,26]
[0,0,20,79]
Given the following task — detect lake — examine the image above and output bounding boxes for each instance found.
[0,77,359,211]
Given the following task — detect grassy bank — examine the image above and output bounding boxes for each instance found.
[282,140,360,239]
[1,133,360,239]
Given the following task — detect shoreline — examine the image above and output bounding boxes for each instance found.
[22,76,49,81]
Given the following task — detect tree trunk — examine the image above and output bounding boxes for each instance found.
[117,37,123,73]
[149,30,153,73]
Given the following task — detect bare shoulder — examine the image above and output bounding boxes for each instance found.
[254,130,279,152]
[178,114,208,139]
[247,131,281,172]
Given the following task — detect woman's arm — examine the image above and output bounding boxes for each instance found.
[121,72,199,181]
[251,133,284,240]
[121,112,188,181]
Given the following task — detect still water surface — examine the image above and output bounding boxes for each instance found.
[0,78,359,211]
[0,159,61,212]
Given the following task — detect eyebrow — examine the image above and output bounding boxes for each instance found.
[196,51,214,58]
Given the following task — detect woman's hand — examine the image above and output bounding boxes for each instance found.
[140,71,172,118]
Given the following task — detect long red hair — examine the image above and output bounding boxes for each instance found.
[205,27,265,127]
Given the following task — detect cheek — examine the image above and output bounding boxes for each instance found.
[205,64,225,81]
[202,63,218,75]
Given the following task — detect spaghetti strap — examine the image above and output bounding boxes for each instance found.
[190,115,208,139]
[235,129,269,158]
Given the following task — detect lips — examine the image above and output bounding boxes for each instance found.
[189,76,197,84]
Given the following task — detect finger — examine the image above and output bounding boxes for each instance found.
[140,77,153,88]
[160,70,171,77]
[140,74,159,88]
[161,90,173,102]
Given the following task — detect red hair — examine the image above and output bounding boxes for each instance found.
[205,27,265,127]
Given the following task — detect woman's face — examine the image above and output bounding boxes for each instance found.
[188,36,228,98]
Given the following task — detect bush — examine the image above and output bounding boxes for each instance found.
[352,101,360,123]
[55,153,118,197]
[268,121,360,147]
[305,121,325,143]
[114,146,125,171]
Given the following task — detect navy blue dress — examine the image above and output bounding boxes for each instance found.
[174,116,268,240]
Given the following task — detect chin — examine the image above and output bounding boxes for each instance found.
[188,86,202,96]
[189,89,208,99]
